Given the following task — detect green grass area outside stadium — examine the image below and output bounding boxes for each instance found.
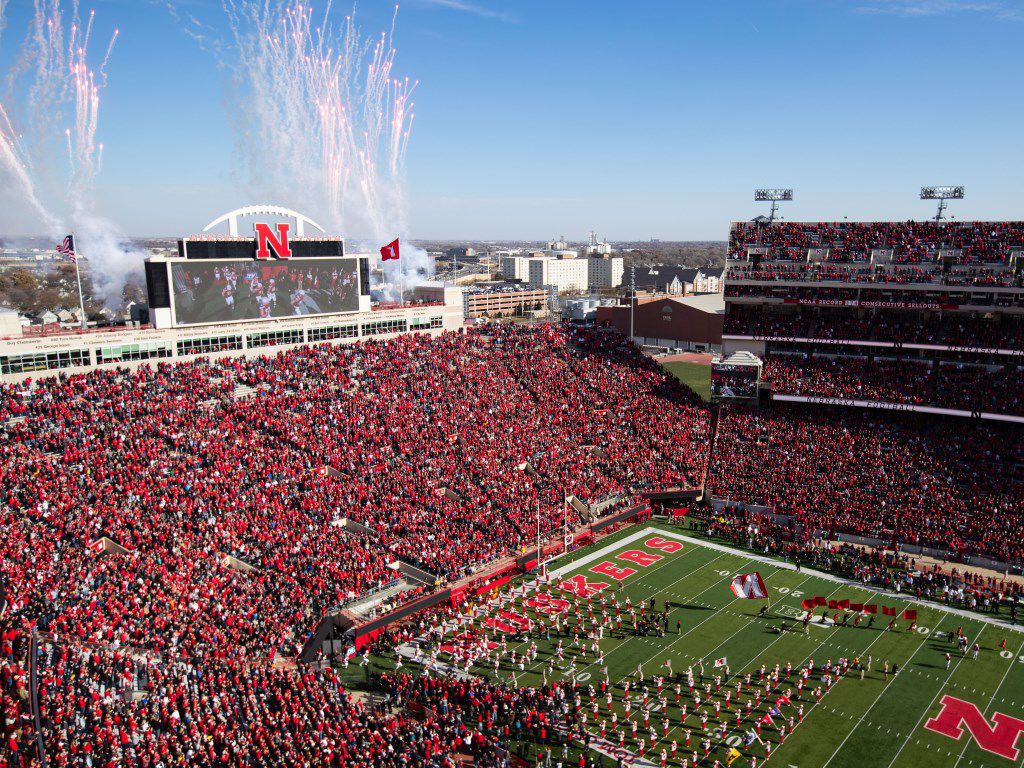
[342,521,1024,768]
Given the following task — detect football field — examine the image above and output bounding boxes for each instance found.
[368,522,1024,768]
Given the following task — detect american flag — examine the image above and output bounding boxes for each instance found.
[56,234,77,263]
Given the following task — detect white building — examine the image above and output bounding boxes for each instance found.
[586,256,624,289]
[584,231,613,256]
[528,256,589,293]
[502,252,623,293]
[499,255,531,282]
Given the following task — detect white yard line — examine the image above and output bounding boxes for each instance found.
[819,614,952,768]
[669,533,1024,635]
[547,526,693,579]
[881,625,989,768]
[682,572,821,672]
[949,638,1024,768]
[522,552,744,680]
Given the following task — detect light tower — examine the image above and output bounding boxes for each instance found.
[754,188,794,224]
[920,186,964,222]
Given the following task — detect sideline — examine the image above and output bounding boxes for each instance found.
[646,531,1024,635]
[547,526,690,579]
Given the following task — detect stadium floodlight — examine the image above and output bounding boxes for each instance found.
[920,186,964,222]
[754,188,793,224]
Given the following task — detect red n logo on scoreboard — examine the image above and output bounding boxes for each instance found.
[924,695,1024,760]
[254,222,292,259]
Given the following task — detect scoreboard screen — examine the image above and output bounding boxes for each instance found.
[170,257,359,326]
[711,362,760,399]
[177,239,345,259]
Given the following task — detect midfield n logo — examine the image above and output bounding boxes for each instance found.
[924,695,1024,761]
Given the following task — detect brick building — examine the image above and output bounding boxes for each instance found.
[595,293,724,352]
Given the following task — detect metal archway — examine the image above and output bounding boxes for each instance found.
[202,205,326,237]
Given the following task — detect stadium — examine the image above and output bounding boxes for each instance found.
[1,199,1023,768]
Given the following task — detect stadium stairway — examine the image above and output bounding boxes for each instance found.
[232,382,259,400]
[345,578,417,621]
[701,404,722,494]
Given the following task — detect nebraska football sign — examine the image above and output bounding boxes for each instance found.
[924,695,1024,760]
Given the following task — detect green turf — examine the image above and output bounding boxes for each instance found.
[662,361,711,402]
[353,522,1024,768]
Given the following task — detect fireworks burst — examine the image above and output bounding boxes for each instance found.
[223,1,431,289]
[0,0,138,303]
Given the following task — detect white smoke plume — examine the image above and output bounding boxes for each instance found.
[219,1,433,296]
[0,1,139,307]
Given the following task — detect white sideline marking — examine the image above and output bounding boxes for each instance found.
[666,533,1024,635]
[546,526,691,579]
[819,614,953,768]
[949,638,1024,768]
[882,626,989,768]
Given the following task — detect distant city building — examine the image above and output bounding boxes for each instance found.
[463,283,550,318]
[498,255,531,282]
[584,231,613,256]
[529,256,588,293]
[635,265,723,295]
[500,251,623,293]
[586,255,624,289]
[597,293,724,352]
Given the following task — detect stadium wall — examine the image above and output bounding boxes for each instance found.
[0,301,465,382]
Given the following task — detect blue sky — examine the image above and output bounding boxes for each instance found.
[1,0,1023,239]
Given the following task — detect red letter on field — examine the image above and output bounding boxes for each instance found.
[645,536,683,553]
[924,695,1024,761]
[591,561,637,580]
[560,574,610,597]
[617,550,662,567]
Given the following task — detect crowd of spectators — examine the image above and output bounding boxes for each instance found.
[728,220,1024,264]
[724,306,1024,350]
[725,263,1020,288]
[701,511,1023,614]
[761,353,1024,416]
[0,323,710,765]
[2,315,1024,765]
[708,403,1024,563]
[724,220,1024,287]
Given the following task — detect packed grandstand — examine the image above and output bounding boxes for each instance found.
[0,217,1022,767]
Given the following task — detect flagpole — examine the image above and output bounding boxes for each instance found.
[72,232,87,330]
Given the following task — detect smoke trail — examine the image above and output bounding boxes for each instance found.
[0,1,138,306]
[220,1,432,296]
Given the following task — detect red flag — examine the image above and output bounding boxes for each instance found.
[812,596,827,607]
[828,600,840,610]
[801,598,815,611]
[730,572,769,599]
[881,606,897,616]
[380,238,400,261]
[903,609,918,621]
[838,599,850,609]
[850,603,864,612]
[863,604,878,614]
